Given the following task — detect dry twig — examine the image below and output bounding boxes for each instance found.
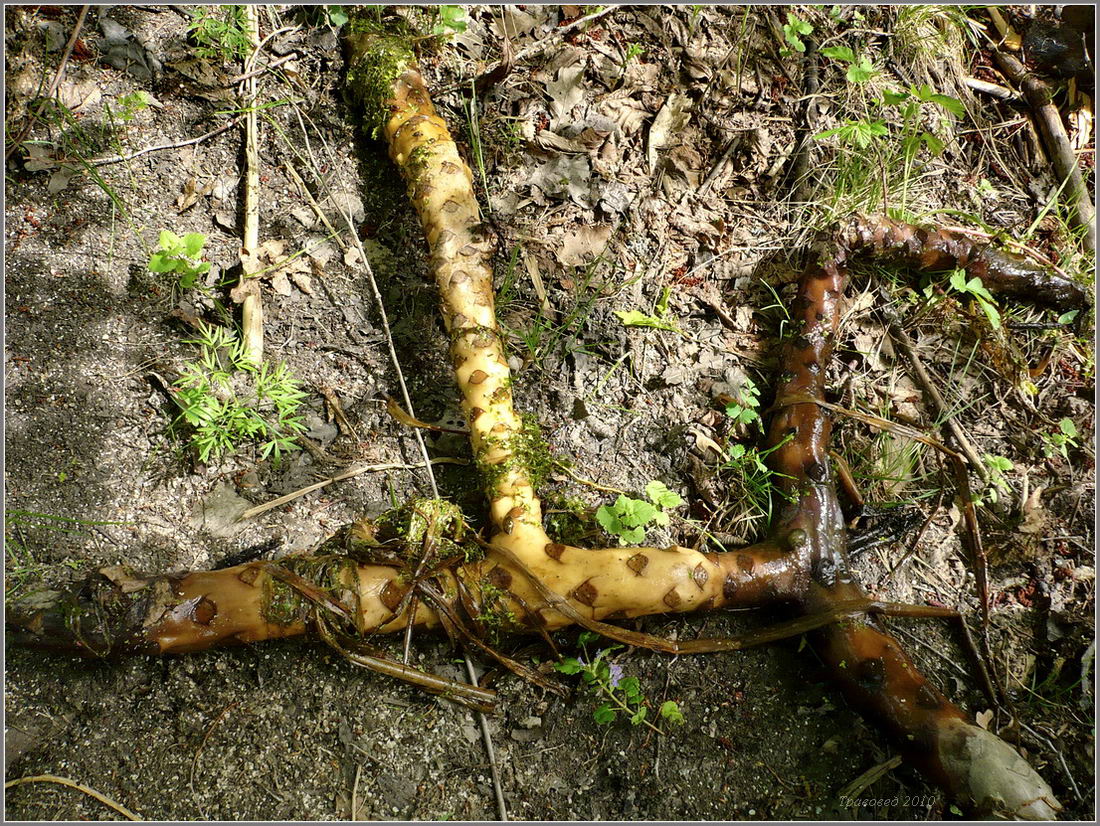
[5,774,142,821]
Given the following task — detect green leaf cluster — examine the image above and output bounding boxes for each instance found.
[554,632,685,731]
[782,13,813,53]
[721,433,796,526]
[820,45,877,83]
[325,5,349,28]
[724,377,762,429]
[981,454,1014,504]
[595,481,684,544]
[947,268,1001,330]
[813,69,963,165]
[1041,418,1080,461]
[113,91,152,123]
[814,118,889,150]
[432,5,467,37]
[188,5,252,62]
[172,324,307,463]
[614,309,678,332]
[148,230,211,290]
[615,286,683,335]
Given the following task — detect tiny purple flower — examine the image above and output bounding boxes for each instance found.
[607,663,624,688]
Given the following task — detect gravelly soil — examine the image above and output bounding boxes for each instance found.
[5,5,1094,821]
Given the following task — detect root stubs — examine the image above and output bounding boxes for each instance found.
[9,28,1087,820]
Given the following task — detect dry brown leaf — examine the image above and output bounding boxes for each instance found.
[887,374,923,421]
[547,64,586,129]
[1070,92,1093,152]
[177,177,214,212]
[852,330,893,373]
[648,92,692,172]
[229,277,259,305]
[270,271,293,296]
[289,271,313,295]
[669,209,720,239]
[491,6,540,41]
[556,225,612,268]
[534,131,589,154]
[1018,484,1048,535]
[59,79,101,113]
[600,96,649,135]
[237,239,313,297]
[529,154,592,207]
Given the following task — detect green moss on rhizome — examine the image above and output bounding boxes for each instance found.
[345,15,414,139]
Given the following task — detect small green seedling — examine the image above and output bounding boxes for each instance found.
[172,323,307,463]
[782,12,813,53]
[813,81,962,188]
[622,41,645,66]
[596,481,684,544]
[882,84,964,160]
[1041,418,1079,461]
[980,454,1013,504]
[814,118,889,150]
[615,286,682,334]
[721,434,795,525]
[113,91,152,123]
[188,5,252,61]
[555,631,685,733]
[820,45,877,83]
[323,5,348,28]
[724,377,762,430]
[432,5,467,37]
[614,309,679,333]
[946,268,1001,330]
[149,230,212,290]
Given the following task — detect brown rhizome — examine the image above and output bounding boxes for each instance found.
[9,20,1091,819]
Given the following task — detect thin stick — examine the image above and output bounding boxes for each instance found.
[509,6,618,66]
[238,5,264,364]
[555,464,628,495]
[5,5,90,161]
[884,316,990,484]
[91,116,245,167]
[463,655,509,821]
[837,755,903,805]
[963,76,1020,102]
[282,105,441,499]
[281,157,349,252]
[190,702,241,796]
[5,774,142,821]
[230,51,297,84]
[1018,720,1083,803]
[948,455,998,693]
[988,34,1096,252]
[769,394,965,461]
[237,458,464,521]
[351,763,362,820]
[315,614,495,712]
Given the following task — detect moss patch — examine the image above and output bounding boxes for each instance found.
[344,18,415,139]
[475,413,554,496]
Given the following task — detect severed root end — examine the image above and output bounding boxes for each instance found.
[934,717,1061,820]
[838,215,1089,311]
